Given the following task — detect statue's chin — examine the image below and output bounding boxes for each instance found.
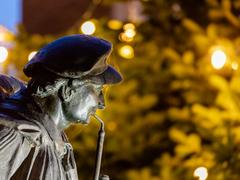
[77,117,90,125]
[74,110,96,125]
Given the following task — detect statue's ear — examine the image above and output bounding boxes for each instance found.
[58,85,74,102]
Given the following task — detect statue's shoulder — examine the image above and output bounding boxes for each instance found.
[0,74,26,101]
[0,113,42,146]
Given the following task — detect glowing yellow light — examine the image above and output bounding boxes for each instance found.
[28,51,37,61]
[0,32,13,42]
[0,33,6,41]
[124,29,136,38]
[232,62,238,70]
[0,46,8,63]
[81,21,96,35]
[107,19,123,30]
[118,45,134,59]
[194,167,208,180]
[211,50,227,69]
[0,26,10,42]
[119,33,134,42]
[123,23,135,31]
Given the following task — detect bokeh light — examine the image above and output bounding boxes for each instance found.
[119,32,133,42]
[123,23,135,31]
[211,50,227,69]
[118,45,134,59]
[231,61,238,70]
[107,19,123,30]
[28,51,37,61]
[124,29,136,38]
[0,46,8,63]
[194,167,208,180]
[120,22,136,42]
[80,21,96,35]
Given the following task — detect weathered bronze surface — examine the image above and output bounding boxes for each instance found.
[0,35,122,180]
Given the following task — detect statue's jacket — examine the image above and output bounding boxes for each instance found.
[0,88,79,180]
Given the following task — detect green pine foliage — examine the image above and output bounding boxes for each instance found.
[4,0,240,179]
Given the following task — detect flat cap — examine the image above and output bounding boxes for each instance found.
[24,34,122,84]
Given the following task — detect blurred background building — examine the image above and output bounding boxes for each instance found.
[0,0,144,35]
[23,0,144,34]
[22,0,110,34]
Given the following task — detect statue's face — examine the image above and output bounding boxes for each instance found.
[62,80,105,124]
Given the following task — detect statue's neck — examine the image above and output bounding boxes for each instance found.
[33,95,72,130]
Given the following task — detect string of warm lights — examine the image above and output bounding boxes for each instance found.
[118,23,136,59]
[3,16,237,69]
[119,23,136,43]
[79,18,136,59]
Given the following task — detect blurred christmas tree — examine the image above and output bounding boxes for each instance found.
[2,0,240,179]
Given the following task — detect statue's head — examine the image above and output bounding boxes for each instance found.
[23,34,122,124]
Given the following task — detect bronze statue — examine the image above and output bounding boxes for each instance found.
[0,35,122,180]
